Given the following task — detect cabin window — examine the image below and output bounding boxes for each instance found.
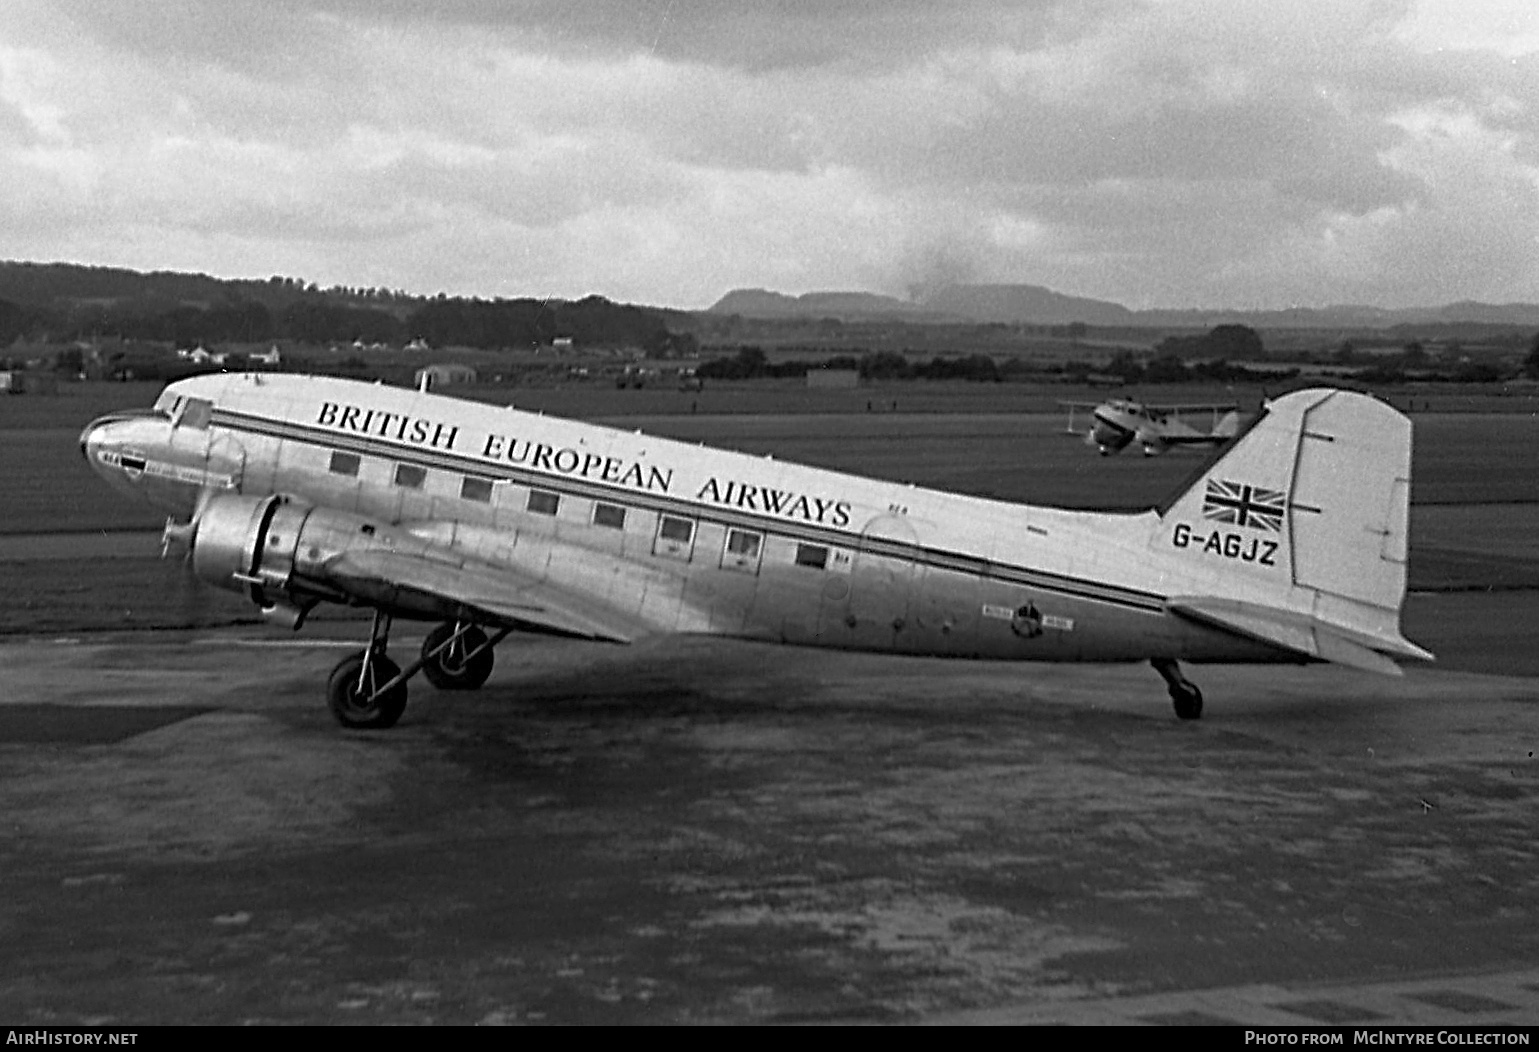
[654,514,696,559]
[593,503,626,529]
[329,451,361,477]
[460,476,494,503]
[795,543,829,570]
[528,489,560,516]
[394,463,427,489]
[659,516,693,543]
[722,528,763,574]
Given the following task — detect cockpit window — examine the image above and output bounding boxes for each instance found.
[172,397,213,430]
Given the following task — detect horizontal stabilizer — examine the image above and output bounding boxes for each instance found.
[1167,596,1434,676]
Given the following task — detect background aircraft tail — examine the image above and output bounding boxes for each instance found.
[1153,388,1432,673]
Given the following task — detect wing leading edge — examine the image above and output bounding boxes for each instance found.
[326,543,639,643]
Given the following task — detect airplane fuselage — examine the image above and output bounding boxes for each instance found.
[83,373,1284,667]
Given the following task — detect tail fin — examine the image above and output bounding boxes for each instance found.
[1154,388,1432,673]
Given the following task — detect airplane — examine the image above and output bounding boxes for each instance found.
[79,374,1432,727]
[1061,397,1243,456]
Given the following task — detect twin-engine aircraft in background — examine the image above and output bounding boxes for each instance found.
[1061,397,1243,456]
[81,375,1431,728]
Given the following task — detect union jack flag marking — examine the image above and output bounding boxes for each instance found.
[1202,479,1285,532]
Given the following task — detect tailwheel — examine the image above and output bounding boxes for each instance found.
[1170,681,1203,720]
[421,621,495,691]
[327,650,408,729]
[1151,657,1203,720]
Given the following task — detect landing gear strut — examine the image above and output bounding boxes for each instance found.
[1151,657,1203,720]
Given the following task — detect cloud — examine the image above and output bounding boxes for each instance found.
[2,0,1537,308]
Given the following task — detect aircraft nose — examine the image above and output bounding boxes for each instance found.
[79,412,143,475]
[80,418,106,461]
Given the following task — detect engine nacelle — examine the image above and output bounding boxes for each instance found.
[1135,426,1169,456]
[192,494,325,622]
[189,493,462,625]
[1090,421,1133,454]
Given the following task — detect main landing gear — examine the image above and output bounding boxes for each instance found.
[325,613,509,729]
[1151,657,1203,720]
[421,620,495,691]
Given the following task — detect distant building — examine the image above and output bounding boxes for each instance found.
[415,363,478,389]
[807,368,859,389]
[249,345,282,367]
[0,371,60,395]
[180,345,227,365]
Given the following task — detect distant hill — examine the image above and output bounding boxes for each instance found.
[0,261,689,353]
[918,284,1135,326]
[709,283,1132,325]
[0,261,307,310]
[1134,301,1539,329]
[709,281,1539,330]
[710,288,954,321]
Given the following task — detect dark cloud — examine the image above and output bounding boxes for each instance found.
[39,0,1077,73]
[39,1,352,77]
[320,0,1077,71]
[5,1,1537,307]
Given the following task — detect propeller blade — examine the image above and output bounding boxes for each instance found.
[160,486,219,560]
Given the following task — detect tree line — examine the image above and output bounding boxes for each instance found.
[696,325,1539,386]
[0,291,698,355]
[696,347,1006,382]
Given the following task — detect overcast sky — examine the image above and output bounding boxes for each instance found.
[3,0,1537,309]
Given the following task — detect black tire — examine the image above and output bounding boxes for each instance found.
[1171,683,1203,720]
[421,622,494,691]
[327,650,408,729]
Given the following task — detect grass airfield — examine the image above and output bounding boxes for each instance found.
[1,378,1538,1024]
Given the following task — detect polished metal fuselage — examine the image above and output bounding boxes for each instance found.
[81,373,1286,665]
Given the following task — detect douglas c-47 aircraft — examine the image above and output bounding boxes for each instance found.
[81,374,1431,727]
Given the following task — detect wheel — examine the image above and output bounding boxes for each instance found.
[421,622,495,691]
[1171,683,1203,720]
[327,650,408,729]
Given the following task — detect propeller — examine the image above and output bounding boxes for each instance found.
[160,487,217,560]
[158,487,218,628]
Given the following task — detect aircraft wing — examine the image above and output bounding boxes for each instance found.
[1155,431,1233,446]
[323,546,639,643]
[1166,596,1433,675]
[1144,402,1238,414]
